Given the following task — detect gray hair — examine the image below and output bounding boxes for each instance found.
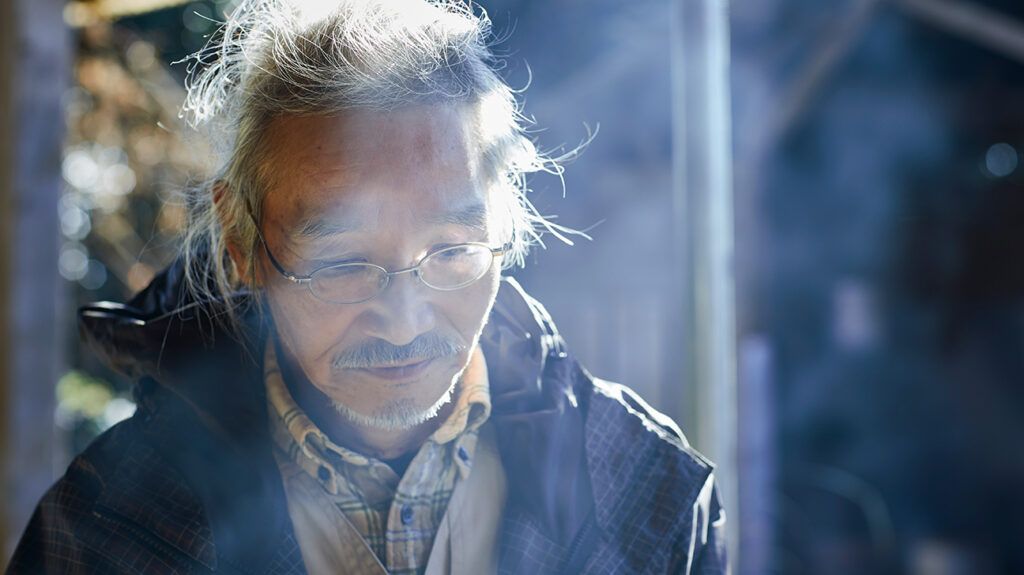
[178,0,577,328]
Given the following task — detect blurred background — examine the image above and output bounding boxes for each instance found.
[2,0,1023,572]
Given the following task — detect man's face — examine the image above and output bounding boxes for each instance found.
[253,105,502,430]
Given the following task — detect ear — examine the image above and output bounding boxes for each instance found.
[213,181,253,282]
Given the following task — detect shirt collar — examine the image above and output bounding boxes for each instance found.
[265,340,491,488]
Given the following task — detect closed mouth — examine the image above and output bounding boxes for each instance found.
[357,358,435,380]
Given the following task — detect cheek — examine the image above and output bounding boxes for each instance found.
[440,268,501,339]
[264,286,356,368]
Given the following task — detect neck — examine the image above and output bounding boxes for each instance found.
[278,352,453,460]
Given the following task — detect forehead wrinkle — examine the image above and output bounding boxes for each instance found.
[291,196,488,244]
[288,198,376,244]
[260,116,363,202]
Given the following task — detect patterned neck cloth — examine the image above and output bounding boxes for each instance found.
[265,339,491,574]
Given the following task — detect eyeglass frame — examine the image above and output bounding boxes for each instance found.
[246,205,511,304]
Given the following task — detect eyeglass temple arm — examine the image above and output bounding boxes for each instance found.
[258,238,311,284]
[246,202,312,285]
[492,242,513,255]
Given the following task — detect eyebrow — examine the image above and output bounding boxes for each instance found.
[292,217,355,242]
[429,202,488,230]
[291,201,489,243]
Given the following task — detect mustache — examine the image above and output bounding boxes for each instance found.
[331,332,465,370]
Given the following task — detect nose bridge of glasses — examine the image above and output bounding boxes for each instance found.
[376,263,424,297]
[387,264,421,278]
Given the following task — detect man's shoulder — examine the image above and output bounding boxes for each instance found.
[571,377,726,571]
[581,376,717,528]
[584,377,713,479]
[14,389,303,575]
[49,414,144,501]
[30,412,201,531]
[8,414,210,574]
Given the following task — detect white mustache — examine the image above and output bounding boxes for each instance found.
[331,332,464,370]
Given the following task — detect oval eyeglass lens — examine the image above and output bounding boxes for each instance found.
[420,244,491,290]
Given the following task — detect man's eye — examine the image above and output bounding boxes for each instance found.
[434,245,472,259]
[318,264,369,279]
[316,255,365,267]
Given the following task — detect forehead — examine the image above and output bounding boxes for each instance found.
[260,105,486,235]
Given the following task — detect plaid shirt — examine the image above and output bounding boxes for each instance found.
[265,341,491,574]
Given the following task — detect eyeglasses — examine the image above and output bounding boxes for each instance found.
[255,230,511,305]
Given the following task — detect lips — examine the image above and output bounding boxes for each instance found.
[358,358,435,381]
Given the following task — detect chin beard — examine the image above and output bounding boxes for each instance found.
[331,380,456,432]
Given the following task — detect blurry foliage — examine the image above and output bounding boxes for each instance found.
[62,20,205,300]
[57,371,114,421]
[60,1,235,450]
[56,371,136,455]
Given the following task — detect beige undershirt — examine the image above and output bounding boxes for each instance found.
[277,421,507,574]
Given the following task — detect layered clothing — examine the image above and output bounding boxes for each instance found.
[10,259,727,574]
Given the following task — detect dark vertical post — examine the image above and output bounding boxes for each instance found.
[0,0,71,562]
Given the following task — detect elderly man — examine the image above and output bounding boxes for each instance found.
[11,1,726,573]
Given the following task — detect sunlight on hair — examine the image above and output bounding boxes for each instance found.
[292,0,336,26]
[476,90,512,150]
[175,0,589,333]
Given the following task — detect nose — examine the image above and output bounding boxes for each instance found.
[362,271,436,346]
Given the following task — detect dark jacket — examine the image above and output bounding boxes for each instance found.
[9,260,727,574]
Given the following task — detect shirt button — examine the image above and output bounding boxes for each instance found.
[457,446,470,463]
[400,505,414,526]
